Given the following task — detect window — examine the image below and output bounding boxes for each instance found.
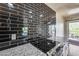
[69,21,79,39]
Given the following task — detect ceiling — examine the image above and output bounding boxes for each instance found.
[45,3,79,17]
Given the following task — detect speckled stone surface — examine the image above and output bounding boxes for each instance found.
[0,43,46,56]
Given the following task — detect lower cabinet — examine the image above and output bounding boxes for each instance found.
[47,42,69,56]
[62,42,69,56]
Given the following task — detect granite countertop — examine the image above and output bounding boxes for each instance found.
[0,43,46,56]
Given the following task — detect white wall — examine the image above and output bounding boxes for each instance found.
[56,12,65,42]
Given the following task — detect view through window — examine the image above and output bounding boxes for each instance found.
[69,21,79,40]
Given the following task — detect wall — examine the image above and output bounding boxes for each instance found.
[56,12,65,42]
[56,11,79,42]
[27,3,56,39]
[64,13,79,41]
[36,22,47,37]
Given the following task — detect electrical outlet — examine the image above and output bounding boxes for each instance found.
[11,34,16,40]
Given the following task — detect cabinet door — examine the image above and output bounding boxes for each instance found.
[62,43,69,56]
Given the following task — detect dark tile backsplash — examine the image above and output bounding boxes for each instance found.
[0,3,56,49]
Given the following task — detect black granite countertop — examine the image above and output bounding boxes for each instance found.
[29,37,58,53]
